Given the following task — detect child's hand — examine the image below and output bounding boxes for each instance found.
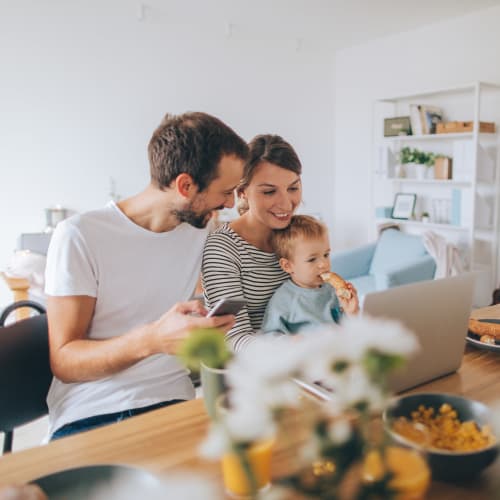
[339,282,359,315]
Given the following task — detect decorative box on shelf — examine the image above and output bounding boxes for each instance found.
[436,121,496,134]
[434,157,453,180]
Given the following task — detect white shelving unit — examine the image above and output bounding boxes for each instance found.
[372,82,500,305]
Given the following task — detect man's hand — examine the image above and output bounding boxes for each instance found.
[151,300,235,354]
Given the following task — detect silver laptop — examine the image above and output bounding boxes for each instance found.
[363,273,475,393]
[294,274,475,400]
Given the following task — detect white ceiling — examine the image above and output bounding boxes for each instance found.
[146,0,500,50]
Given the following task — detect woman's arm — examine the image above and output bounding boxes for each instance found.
[202,232,258,352]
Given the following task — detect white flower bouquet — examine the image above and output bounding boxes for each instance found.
[197,315,427,499]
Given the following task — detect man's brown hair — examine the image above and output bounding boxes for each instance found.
[148,112,248,191]
[271,215,327,260]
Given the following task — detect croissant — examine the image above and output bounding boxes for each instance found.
[320,272,351,300]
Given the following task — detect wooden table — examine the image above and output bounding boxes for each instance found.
[1,308,500,498]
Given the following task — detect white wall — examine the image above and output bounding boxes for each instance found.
[0,0,336,289]
[334,5,500,252]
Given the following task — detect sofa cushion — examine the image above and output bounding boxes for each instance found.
[369,229,428,275]
[350,275,377,297]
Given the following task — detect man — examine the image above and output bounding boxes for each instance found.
[45,112,248,439]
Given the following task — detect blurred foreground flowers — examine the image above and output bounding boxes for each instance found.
[194,315,425,499]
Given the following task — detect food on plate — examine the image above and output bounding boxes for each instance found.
[468,318,500,342]
[320,272,351,300]
[392,403,495,452]
[480,335,496,345]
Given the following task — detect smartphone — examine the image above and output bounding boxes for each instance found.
[207,298,246,317]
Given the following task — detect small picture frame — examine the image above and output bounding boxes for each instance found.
[384,116,412,137]
[391,193,417,220]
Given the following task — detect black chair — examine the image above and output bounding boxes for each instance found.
[0,300,52,454]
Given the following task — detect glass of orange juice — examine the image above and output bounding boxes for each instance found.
[221,438,275,498]
[215,395,275,498]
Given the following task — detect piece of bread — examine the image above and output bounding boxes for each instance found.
[468,318,500,340]
[320,272,351,300]
[480,335,496,345]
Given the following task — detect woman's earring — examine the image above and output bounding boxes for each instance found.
[236,195,249,214]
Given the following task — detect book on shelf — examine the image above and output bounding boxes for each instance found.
[451,189,473,227]
[409,104,423,135]
[409,104,443,135]
[422,105,443,134]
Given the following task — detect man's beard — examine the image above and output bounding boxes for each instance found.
[173,206,223,229]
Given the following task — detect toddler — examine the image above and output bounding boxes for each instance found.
[261,215,359,335]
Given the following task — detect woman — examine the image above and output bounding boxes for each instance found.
[202,134,302,351]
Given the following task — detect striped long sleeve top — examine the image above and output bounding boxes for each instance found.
[202,223,288,352]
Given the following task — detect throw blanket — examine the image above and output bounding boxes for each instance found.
[422,231,464,279]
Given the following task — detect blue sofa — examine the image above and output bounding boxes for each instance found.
[331,229,436,298]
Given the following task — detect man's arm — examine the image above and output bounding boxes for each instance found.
[48,295,234,383]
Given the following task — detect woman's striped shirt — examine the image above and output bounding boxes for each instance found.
[202,223,288,352]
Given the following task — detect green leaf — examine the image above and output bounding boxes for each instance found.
[178,328,232,371]
[331,360,349,373]
[363,350,405,384]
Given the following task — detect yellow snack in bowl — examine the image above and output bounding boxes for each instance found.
[392,403,495,452]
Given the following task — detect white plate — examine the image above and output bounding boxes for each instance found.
[466,334,500,352]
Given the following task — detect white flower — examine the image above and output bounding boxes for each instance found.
[329,364,384,412]
[344,314,420,358]
[224,403,276,443]
[199,314,419,471]
[299,433,322,464]
[224,336,305,429]
[90,470,219,499]
[199,424,231,459]
[227,336,306,386]
[328,419,352,445]
[300,315,418,385]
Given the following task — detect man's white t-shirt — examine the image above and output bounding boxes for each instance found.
[45,201,208,435]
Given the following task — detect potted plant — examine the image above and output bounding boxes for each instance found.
[421,211,430,223]
[420,151,436,179]
[396,147,413,178]
[398,147,436,179]
[179,328,232,419]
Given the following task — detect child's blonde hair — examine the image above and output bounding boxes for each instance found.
[271,215,327,260]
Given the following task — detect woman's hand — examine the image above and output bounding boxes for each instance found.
[152,300,236,354]
[338,283,359,315]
